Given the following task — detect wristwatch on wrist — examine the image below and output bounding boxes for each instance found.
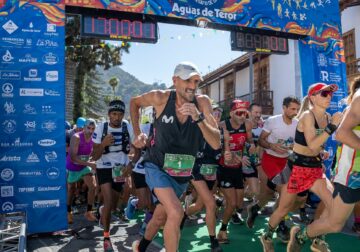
[194,112,205,124]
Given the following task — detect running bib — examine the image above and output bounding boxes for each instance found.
[200,164,218,181]
[79,155,90,161]
[112,164,125,182]
[163,154,195,177]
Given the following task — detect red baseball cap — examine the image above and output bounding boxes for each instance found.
[230,99,250,111]
[308,83,338,97]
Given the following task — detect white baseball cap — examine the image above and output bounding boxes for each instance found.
[173,62,203,81]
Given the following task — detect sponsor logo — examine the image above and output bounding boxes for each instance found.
[2,83,14,97]
[0,155,21,162]
[24,69,42,81]
[46,71,58,82]
[42,53,58,65]
[18,170,42,177]
[36,39,58,47]
[162,115,174,124]
[42,105,55,114]
[1,186,14,197]
[45,151,58,162]
[23,104,37,114]
[38,186,61,192]
[1,168,14,181]
[22,22,40,33]
[38,139,56,146]
[19,187,35,193]
[1,138,33,147]
[1,37,24,47]
[47,24,56,32]
[2,50,14,63]
[2,20,18,34]
[20,88,44,97]
[44,89,60,96]
[2,201,14,211]
[0,70,21,80]
[3,119,16,134]
[41,120,56,132]
[4,101,15,114]
[26,152,40,162]
[317,53,327,67]
[24,121,36,131]
[46,167,60,179]
[26,39,32,47]
[45,24,58,36]
[19,53,38,63]
[33,199,60,208]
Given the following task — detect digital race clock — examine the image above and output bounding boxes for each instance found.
[82,15,158,44]
[231,31,289,54]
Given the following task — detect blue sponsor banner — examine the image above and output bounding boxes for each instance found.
[0,1,66,234]
[299,38,348,177]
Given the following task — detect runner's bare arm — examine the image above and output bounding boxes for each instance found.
[130,90,170,136]
[196,95,221,150]
[336,92,360,150]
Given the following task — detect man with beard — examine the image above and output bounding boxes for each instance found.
[130,62,221,252]
[216,99,255,243]
[91,100,134,252]
[247,96,300,243]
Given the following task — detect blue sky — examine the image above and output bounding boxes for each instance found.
[119,23,243,86]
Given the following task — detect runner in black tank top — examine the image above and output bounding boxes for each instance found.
[130,62,221,252]
[143,90,203,184]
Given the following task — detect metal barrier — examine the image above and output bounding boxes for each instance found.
[0,212,27,252]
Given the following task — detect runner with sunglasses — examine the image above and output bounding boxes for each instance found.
[286,80,359,252]
[217,99,255,243]
[256,83,342,252]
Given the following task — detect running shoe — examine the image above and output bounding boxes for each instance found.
[310,237,331,252]
[259,234,274,252]
[217,230,229,244]
[231,213,244,225]
[132,240,140,252]
[246,201,259,228]
[84,211,97,222]
[287,226,304,252]
[103,238,114,252]
[276,222,290,243]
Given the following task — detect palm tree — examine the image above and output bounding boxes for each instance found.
[109,77,119,97]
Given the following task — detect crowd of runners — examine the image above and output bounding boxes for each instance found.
[65,61,360,252]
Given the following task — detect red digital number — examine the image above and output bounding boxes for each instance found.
[109,18,118,35]
[270,36,278,51]
[132,21,142,38]
[121,19,131,37]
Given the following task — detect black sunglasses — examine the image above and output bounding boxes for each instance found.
[314,90,333,98]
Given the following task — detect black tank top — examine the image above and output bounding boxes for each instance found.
[295,111,328,147]
[143,90,203,182]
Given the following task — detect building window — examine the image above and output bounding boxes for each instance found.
[202,85,210,96]
[343,29,357,76]
[254,56,269,93]
[224,74,234,99]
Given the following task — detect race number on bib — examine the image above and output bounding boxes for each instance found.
[112,164,125,182]
[163,154,195,177]
[200,164,218,181]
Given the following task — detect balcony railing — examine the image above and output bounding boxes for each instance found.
[347,58,360,78]
[218,90,274,117]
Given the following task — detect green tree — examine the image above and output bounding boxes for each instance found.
[108,76,119,97]
[65,15,130,121]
